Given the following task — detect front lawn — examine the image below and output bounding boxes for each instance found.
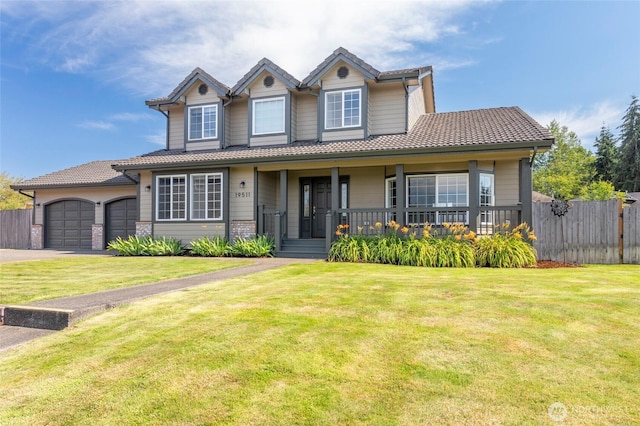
[0,257,250,305]
[1,264,638,425]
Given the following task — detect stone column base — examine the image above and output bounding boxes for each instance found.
[230,220,256,242]
[92,224,104,250]
[31,224,43,249]
[136,221,152,237]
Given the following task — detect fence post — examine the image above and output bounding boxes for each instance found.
[618,198,624,264]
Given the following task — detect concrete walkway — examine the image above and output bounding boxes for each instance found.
[0,257,318,353]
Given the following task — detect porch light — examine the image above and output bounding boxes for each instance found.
[145,185,151,192]
[239,181,246,189]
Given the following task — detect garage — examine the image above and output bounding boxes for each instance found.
[45,200,95,249]
[105,197,138,246]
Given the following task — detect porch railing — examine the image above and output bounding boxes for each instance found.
[331,205,522,240]
[258,205,287,251]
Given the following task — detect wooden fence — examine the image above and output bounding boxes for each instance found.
[533,200,640,264]
[0,209,32,249]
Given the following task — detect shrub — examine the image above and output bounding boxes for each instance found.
[190,236,231,257]
[328,221,536,268]
[475,223,537,268]
[107,235,186,256]
[229,235,275,257]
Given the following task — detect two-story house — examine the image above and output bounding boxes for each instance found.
[14,47,553,257]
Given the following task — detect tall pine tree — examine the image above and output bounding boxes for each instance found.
[594,125,618,184]
[616,95,640,191]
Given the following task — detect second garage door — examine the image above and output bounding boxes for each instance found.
[105,198,138,246]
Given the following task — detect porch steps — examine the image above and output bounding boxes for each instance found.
[278,239,328,259]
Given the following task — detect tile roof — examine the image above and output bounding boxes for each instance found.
[12,160,136,190]
[113,107,553,170]
[231,58,301,94]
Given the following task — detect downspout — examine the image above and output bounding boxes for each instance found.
[402,77,409,133]
[223,95,234,149]
[18,189,36,227]
[120,171,139,184]
[529,146,538,166]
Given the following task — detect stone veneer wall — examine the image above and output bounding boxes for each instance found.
[230,220,256,242]
[136,221,152,237]
[31,224,43,249]
[92,224,103,250]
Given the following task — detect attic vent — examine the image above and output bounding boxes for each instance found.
[198,84,209,95]
[337,66,349,79]
[263,75,274,87]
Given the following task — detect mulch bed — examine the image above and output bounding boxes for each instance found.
[534,260,583,268]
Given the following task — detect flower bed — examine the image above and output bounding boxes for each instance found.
[328,221,537,268]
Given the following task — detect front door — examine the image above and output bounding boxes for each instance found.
[300,178,332,238]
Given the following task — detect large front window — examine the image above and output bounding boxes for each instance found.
[157,175,186,220]
[408,174,468,224]
[253,97,285,135]
[188,105,217,140]
[191,173,223,220]
[325,89,361,129]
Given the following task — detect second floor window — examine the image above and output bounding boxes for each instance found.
[188,105,217,140]
[325,89,361,129]
[253,97,285,135]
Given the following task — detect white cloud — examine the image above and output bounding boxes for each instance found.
[2,0,490,96]
[145,131,166,147]
[109,113,153,122]
[76,120,114,131]
[530,100,625,150]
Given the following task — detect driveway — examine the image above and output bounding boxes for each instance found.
[0,249,112,263]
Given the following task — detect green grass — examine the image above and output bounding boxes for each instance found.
[1,263,639,425]
[0,257,250,305]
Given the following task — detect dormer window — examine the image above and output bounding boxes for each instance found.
[253,97,285,135]
[325,89,361,129]
[188,104,218,140]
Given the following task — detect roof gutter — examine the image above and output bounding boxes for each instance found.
[121,171,139,184]
[112,139,554,172]
[18,189,35,199]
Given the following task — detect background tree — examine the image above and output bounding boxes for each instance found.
[593,125,618,183]
[616,95,640,192]
[0,173,32,210]
[533,120,596,200]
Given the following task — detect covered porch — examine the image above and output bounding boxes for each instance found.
[256,158,533,257]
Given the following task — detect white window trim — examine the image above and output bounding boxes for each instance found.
[324,88,361,130]
[156,175,187,221]
[405,173,469,224]
[479,172,495,226]
[252,97,285,135]
[190,173,224,221]
[188,104,218,141]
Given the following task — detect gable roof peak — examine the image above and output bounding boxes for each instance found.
[302,46,380,87]
[147,67,230,107]
[231,56,300,94]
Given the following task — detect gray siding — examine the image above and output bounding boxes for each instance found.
[369,83,406,135]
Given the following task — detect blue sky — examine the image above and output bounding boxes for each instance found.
[1,0,639,180]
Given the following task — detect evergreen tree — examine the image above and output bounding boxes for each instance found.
[616,95,640,192]
[593,125,618,184]
[533,120,596,200]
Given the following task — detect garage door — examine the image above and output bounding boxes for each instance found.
[105,198,137,246]
[46,200,95,249]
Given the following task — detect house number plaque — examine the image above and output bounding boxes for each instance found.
[234,192,251,198]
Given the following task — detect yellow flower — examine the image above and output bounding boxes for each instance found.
[513,232,523,240]
[443,222,451,229]
[528,233,537,241]
[401,226,409,234]
[357,226,363,233]
[375,222,383,229]
[455,235,462,240]
[335,230,342,236]
[343,224,349,229]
